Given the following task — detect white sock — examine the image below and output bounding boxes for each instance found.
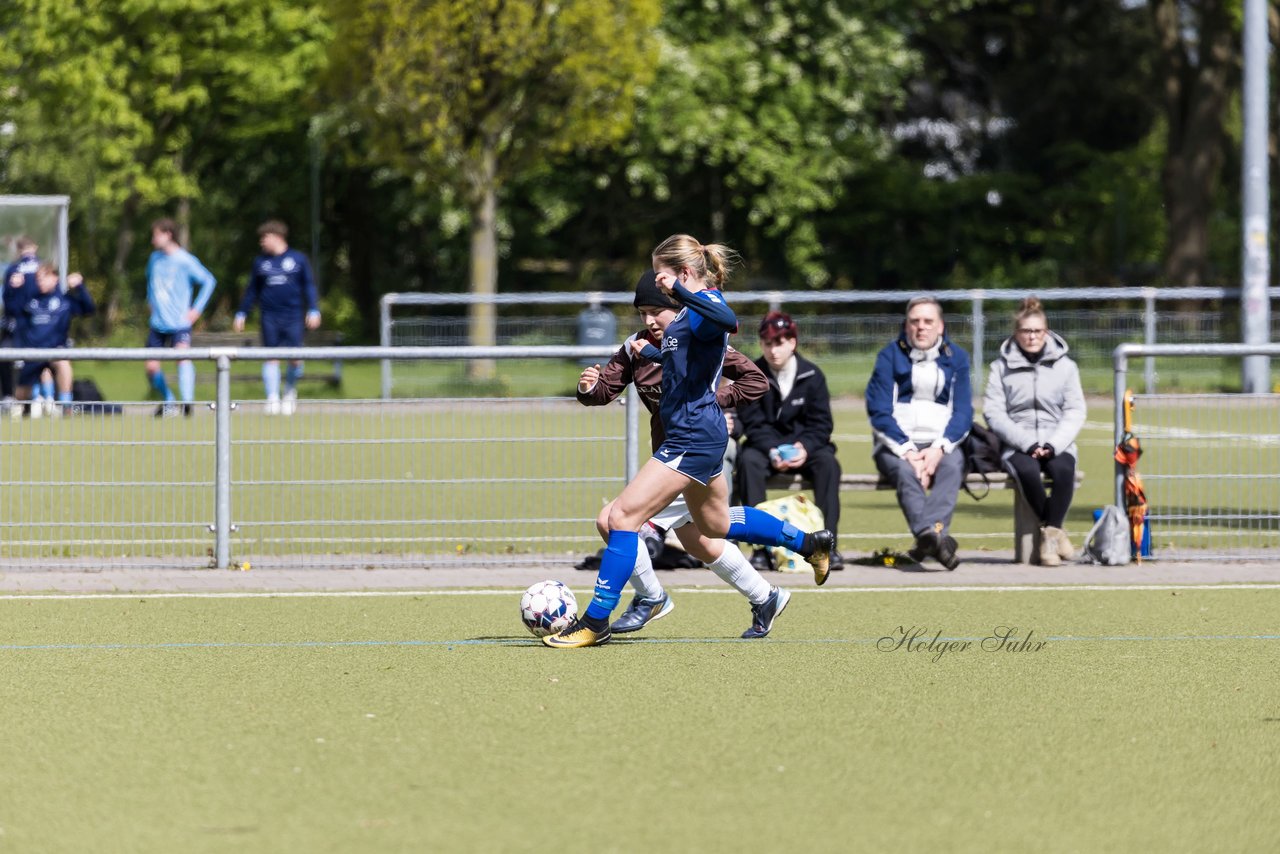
[707,543,771,605]
[628,541,665,600]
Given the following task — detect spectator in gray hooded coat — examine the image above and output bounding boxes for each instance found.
[982,297,1086,565]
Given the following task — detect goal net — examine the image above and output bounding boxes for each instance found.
[0,195,70,283]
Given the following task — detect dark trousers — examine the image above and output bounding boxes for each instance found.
[737,444,842,536]
[0,331,13,398]
[1006,451,1076,528]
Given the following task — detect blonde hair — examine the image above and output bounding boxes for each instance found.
[651,234,739,290]
[1013,296,1046,331]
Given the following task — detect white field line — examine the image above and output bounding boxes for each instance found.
[0,583,1278,602]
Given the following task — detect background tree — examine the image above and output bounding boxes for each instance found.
[1149,0,1239,287]
[326,0,660,373]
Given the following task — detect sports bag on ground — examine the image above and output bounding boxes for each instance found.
[1083,505,1131,565]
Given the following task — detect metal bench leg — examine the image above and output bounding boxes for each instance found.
[1013,489,1040,565]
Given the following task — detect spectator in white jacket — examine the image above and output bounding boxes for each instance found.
[982,297,1086,565]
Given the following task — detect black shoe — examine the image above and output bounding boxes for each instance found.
[749,548,775,573]
[798,528,834,586]
[182,403,193,417]
[742,587,791,639]
[910,529,940,564]
[828,549,845,571]
[935,535,960,571]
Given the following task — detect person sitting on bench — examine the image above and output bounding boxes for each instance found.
[982,296,1086,566]
[866,296,972,570]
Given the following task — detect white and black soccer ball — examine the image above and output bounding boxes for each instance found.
[520,580,578,637]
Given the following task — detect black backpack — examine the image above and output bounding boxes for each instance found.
[962,421,1005,500]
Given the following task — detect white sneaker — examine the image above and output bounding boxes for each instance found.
[29,399,43,419]
[281,389,297,416]
[264,395,281,416]
[45,399,61,418]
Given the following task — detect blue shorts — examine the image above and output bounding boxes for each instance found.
[652,440,725,486]
[146,328,191,348]
[261,314,304,348]
[18,357,60,387]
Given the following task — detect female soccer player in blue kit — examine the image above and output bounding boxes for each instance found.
[545,235,790,649]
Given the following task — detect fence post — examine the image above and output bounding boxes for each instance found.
[1113,345,1128,510]
[970,290,985,394]
[625,388,640,483]
[379,295,393,400]
[1143,288,1156,395]
[215,354,232,569]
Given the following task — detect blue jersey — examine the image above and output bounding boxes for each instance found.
[2,253,40,334]
[146,248,216,332]
[237,248,319,320]
[639,283,738,447]
[15,283,95,349]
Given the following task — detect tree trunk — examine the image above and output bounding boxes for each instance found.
[106,194,140,335]
[467,144,499,380]
[1152,0,1235,288]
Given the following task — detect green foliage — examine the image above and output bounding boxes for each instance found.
[0,0,329,208]
[328,0,660,203]
[622,0,917,286]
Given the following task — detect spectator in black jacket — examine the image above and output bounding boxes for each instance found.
[736,311,844,571]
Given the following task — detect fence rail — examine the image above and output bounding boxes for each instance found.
[381,287,1280,397]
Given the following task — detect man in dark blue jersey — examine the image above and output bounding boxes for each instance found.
[233,220,321,415]
[11,263,95,417]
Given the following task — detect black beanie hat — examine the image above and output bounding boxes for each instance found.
[633,270,680,310]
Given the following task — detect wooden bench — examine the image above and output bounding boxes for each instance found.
[189,330,345,388]
[765,470,1086,565]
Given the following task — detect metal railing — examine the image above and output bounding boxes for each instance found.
[381,287,1280,397]
[1113,343,1280,560]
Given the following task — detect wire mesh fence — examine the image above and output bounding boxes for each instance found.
[1116,344,1280,561]
[1,344,1276,569]
[0,347,633,571]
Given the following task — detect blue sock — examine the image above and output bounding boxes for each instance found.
[40,379,54,400]
[57,391,72,403]
[727,506,807,551]
[284,362,303,391]
[178,361,195,403]
[151,372,174,402]
[585,530,638,621]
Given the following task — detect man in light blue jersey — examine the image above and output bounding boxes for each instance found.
[145,218,216,417]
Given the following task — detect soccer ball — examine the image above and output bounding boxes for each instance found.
[520,580,578,637]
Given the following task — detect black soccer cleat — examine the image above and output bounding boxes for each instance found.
[742,587,791,639]
[798,528,835,586]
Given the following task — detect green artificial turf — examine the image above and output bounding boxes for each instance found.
[1,587,1276,853]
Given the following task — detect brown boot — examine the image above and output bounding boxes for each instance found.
[1052,527,1076,560]
[1038,527,1062,566]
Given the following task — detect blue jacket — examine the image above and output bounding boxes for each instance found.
[15,283,96,349]
[2,253,40,334]
[866,331,973,455]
